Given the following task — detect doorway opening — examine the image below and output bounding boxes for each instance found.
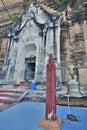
[24,57,36,81]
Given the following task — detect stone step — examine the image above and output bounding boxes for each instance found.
[0,89,24,94]
[0,92,21,98]
[0,89,28,105]
[0,96,17,104]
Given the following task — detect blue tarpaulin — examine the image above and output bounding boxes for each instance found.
[0,102,87,130]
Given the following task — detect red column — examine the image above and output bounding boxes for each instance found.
[46,54,56,121]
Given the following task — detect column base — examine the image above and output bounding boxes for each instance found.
[38,117,62,130]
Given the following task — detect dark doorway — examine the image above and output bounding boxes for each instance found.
[24,57,36,80]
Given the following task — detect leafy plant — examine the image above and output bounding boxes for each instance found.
[11,14,19,23]
[73,3,79,9]
[59,0,64,2]
[73,3,84,10]
[23,0,30,4]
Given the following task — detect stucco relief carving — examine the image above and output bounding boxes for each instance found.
[23,43,36,52]
[5,2,63,83]
[25,35,39,42]
[28,44,36,50]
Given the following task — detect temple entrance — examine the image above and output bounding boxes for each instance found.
[24,56,36,81]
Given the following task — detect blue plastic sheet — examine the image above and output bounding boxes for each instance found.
[0,102,86,130]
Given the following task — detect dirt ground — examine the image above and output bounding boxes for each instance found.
[25,95,87,107]
[56,96,87,107]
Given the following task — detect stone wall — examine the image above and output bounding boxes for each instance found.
[79,67,87,85]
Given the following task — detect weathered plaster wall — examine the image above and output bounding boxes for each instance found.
[4,2,63,83]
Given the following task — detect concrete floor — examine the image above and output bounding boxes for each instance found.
[0,101,87,130]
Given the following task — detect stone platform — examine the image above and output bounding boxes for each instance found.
[38,117,62,130]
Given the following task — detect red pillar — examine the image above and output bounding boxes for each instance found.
[46,54,56,121]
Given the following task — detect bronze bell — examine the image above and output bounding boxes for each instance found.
[68,80,82,97]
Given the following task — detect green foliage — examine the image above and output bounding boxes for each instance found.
[59,0,64,2]
[23,0,30,4]
[11,14,19,23]
[73,3,79,9]
[11,0,30,23]
[73,3,84,10]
